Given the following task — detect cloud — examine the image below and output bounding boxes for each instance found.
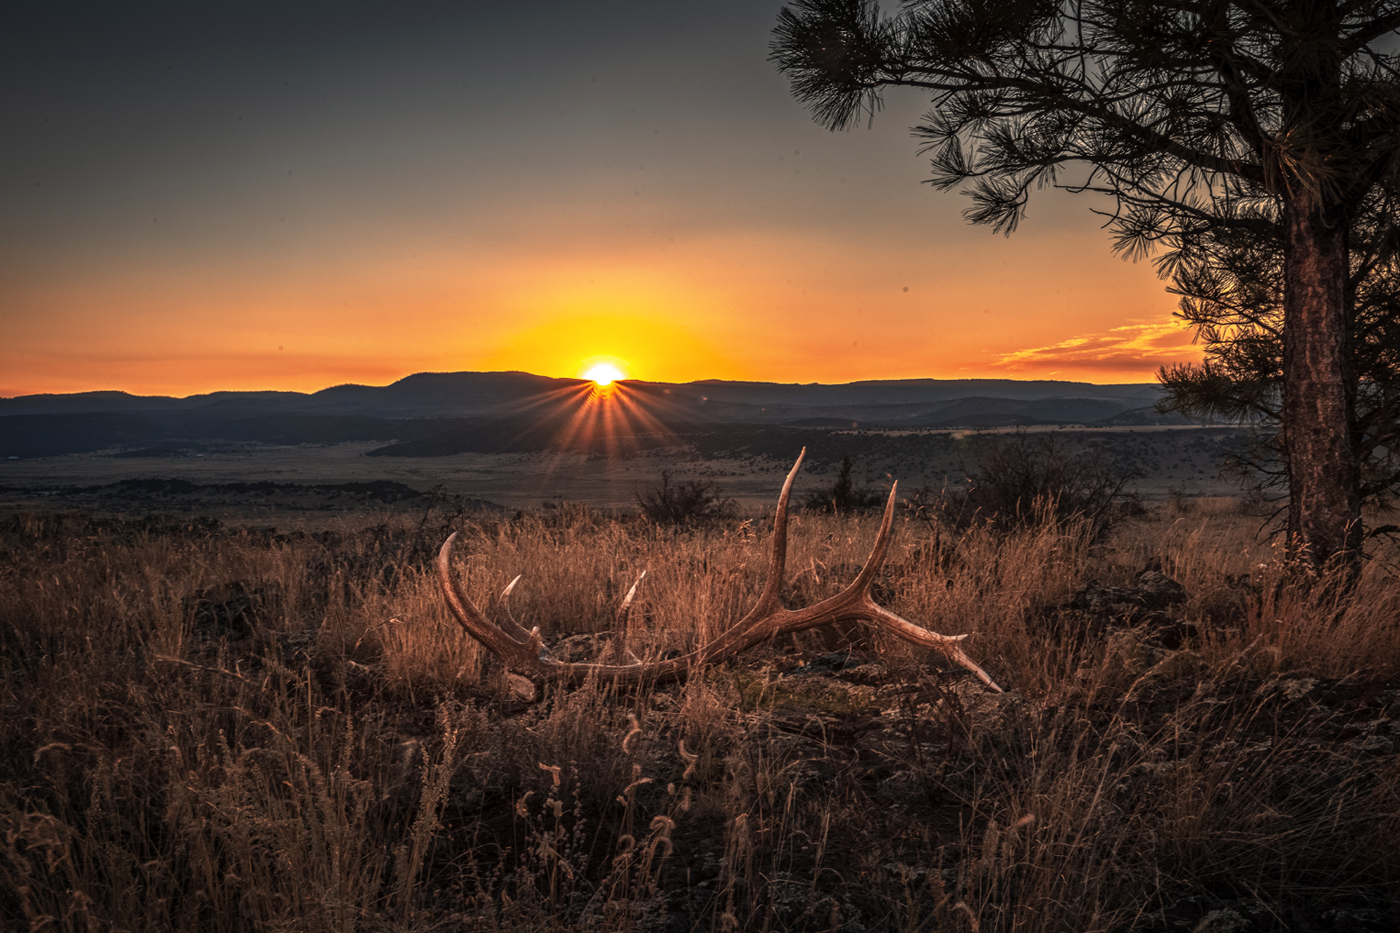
[994,321,1201,375]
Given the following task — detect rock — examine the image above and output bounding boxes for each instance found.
[1068,570,1188,626]
[1134,569,1188,607]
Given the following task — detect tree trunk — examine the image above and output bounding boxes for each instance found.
[1281,190,1362,575]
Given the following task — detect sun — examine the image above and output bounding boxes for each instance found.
[581,360,628,387]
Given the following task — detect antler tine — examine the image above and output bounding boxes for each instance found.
[497,574,534,643]
[689,449,806,664]
[755,448,804,611]
[867,604,1002,691]
[846,480,899,595]
[437,534,544,673]
[616,570,647,625]
[839,484,1002,691]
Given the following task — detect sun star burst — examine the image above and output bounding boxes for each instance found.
[583,361,626,387]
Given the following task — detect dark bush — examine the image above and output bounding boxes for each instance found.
[634,470,736,526]
[919,431,1141,540]
[803,453,885,514]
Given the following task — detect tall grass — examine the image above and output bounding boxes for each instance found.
[1,504,1397,931]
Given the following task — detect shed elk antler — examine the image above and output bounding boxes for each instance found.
[437,451,1002,693]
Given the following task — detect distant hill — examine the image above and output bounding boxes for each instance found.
[0,370,1190,459]
[0,372,569,419]
[1091,406,1202,427]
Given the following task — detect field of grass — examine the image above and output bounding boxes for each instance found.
[2,488,1398,931]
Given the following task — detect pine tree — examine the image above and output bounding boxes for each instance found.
[771,0,1400,575]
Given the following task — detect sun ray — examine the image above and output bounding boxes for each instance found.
[451,359,721,503]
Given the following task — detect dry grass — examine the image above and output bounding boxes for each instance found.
[1,502,1398,931]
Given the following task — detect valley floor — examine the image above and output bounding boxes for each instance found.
[0,426,1245,518]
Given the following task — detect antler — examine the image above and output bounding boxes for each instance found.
[437,451,1002,692]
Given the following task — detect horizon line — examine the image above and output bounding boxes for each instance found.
[1,368,1166,402]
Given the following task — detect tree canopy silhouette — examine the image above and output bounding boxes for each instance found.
[770,0,1400,575]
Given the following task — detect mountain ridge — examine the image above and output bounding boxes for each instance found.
[1,371,1162,417]
[0,371,1189,459]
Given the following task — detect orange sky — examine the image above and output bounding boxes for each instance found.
[0,1,1202,399]
[1,213,1198,397]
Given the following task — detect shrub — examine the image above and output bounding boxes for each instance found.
[803,453,885,514]
[634,470,737,526]
[929,430,1141,540]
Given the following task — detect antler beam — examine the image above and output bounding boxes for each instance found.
[437,451,1002,692]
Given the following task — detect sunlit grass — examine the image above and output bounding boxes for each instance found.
[1,502,1397,930]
